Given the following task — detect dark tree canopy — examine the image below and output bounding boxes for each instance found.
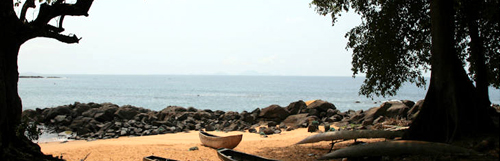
[311,0,498,142]
[311,0,499,98]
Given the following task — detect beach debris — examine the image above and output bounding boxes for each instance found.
[318,140,478,160]
[188,146,199,151]
[296,130,404,144]
[80,152,91,161]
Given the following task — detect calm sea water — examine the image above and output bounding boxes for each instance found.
[18,75,500,112]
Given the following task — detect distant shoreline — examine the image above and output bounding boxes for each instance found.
[19,76,61,79]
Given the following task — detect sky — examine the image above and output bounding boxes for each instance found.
[18,0,362,76]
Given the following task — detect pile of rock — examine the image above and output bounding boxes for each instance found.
[22,99,421,141]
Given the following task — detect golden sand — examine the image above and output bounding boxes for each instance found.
[39,128,346,161]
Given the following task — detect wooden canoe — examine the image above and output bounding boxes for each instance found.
[199,131,242,149]
[143,155,178,161]
[217,148,279,161]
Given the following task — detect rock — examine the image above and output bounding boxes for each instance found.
[189,146,199,151]
[82,108,99,118]
[326,109,338,117]
[152,120,172,126]
[42,105,72,122]
[323,124,330,131]
[408,99,424,119]
[68,116,94,135]
[286,127,295,131]
[307,124,319,132]
[259,105,290,122]
[401,100,415,109]
[222,111,240,120]
[73,103,91,116]
[21,109,38,121]
[120,128,128,136]
[193,111,212,120]
[187,107,198,112]
[134,128,143,135]
[248,128,257,133]
[259,127,275,135]
[348,101,411,124]
[94,104,118,122]
[373,116,385,124]
[386,101,411,118]
[239,111,257,124]
[94,112,112,122]
[280,114,317,129]
[175,112,190,121]
[54,115,67,123]
[161,106,187,113]
[205,124,215,131]
[286,100,307,115]
[306,100,336,113]
[114,106,140,120]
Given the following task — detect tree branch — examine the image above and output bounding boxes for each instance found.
[40,31,81,44]
[33,0,94,27]
[20,0,35,22]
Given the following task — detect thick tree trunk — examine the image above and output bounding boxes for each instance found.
[0,3,60,161]
[465,0,491,109]
[404,0,494,142]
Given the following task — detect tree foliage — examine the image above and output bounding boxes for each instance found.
[11,0,94,45]
[311,0,500,97]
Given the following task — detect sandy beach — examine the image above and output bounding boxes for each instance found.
[40,127,364,161]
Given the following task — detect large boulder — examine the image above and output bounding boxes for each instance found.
[73,103,91,116]
[305,100,336,116]
[222,111,240,120]
[21,109,38,121]
[280,114,318,129]
[408,99,424,119]
[286,100,307,115]
[386,100,412,118]
[258,105,290,122]
[114,105,140,120]
[350,100,412,125]
[94,103,119,122]
[41,105,72,122]
[158,106,187,120]
[193,111,212,120]
[69,116,94,135]
[239,111,257,124]
[161,106,187,113]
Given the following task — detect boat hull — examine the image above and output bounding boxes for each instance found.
[143,155,178,161]
[217,148,279,161]
[199,131,242,149]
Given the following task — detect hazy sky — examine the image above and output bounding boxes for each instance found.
[18,0,361,76]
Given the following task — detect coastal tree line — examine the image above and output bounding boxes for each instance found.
[1,0,499,160]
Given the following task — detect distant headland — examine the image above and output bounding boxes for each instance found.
[19,76,61,78]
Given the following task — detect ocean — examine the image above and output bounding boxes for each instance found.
[18,75,500,112]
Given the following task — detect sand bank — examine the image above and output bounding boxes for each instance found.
[40,128,357,161]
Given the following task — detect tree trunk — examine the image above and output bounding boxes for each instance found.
[404,0,494,142]
[465,0,491,109]
[0,4,60,161]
